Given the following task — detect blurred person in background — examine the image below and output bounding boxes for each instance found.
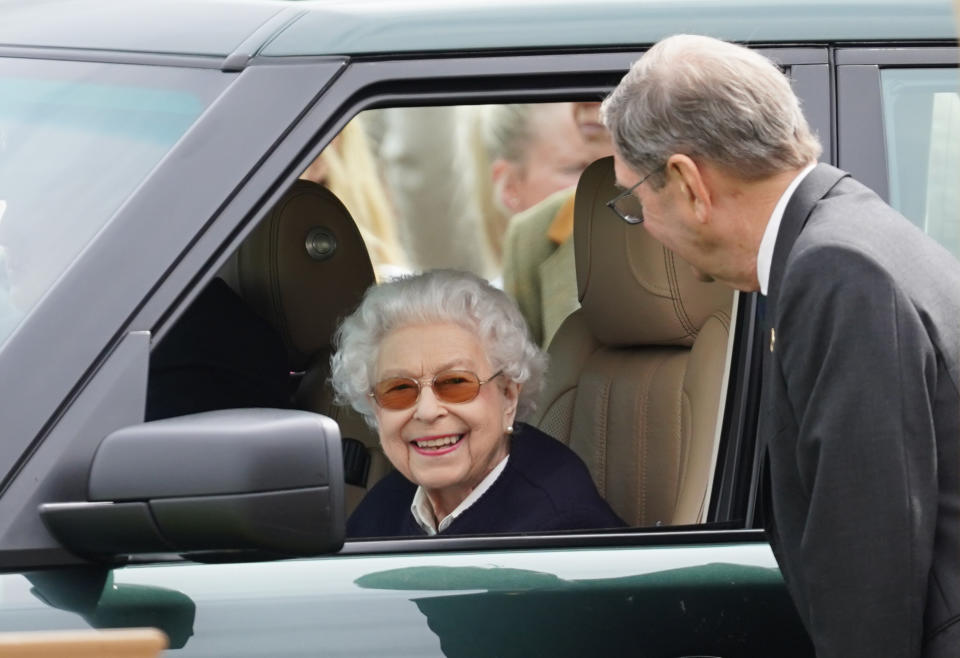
[501,102,615,346]
[362,103,608,287]
[472,102,603,269]
[369,107,496,279]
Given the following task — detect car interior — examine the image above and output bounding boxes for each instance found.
[145,104,736,535]
[225,178,388,512]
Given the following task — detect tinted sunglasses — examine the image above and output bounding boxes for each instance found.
[369,369,503,411]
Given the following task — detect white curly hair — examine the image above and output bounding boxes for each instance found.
[330,269,547,428]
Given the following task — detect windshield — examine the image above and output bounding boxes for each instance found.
[0,57,228,347]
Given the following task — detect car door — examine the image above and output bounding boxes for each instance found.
[0,43,834,656]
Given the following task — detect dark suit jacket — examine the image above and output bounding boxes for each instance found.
[760,164,960,657]
[346,423,625,538]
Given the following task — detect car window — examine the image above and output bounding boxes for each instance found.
[318,103,616,284]
[128,47,830,552]
[881,67,960,258]
[147,97,735,539]
[0,58,227,349]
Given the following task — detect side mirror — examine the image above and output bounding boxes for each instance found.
[40,409,344,562]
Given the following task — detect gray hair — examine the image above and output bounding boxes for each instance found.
[601,34,821,185]
[330,269,547,427]
[481,103,538,165]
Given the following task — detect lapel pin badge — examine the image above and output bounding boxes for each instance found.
[770,327,776,352]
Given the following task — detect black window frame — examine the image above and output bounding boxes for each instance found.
[158,46,831,556]
[2,45,835,568]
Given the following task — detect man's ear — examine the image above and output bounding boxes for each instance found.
[667,154,711,223]
[491,158,522,211]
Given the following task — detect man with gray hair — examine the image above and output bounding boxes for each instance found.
[602,34,960,657]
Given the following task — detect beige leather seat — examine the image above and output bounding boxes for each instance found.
[532,157,734,527]
[234,179,387,511]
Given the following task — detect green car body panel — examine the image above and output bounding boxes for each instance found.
[0,0,955,655]
[2,541,810,656]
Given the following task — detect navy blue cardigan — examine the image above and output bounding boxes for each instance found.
[347,423,625,538]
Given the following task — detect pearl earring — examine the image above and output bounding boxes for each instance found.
[506,425,514,434]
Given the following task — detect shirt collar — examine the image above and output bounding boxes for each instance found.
[410,453,510,535]
[756,162,816,295]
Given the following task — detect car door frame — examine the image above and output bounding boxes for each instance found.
[143,43,832,545]
[1,41,832,567]
[0,41,838,658]
[0,51,348,567]
[835,45,959,201]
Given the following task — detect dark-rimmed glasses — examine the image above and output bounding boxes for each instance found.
[606,164,665,225]
[369,369,503,411]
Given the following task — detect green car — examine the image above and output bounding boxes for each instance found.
[0,0,957,655]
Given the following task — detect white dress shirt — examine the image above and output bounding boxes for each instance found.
[411,454,510,535]
[756,162,817,294]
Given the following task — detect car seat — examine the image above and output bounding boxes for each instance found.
[235,179,387,513]
[532,157,734,527]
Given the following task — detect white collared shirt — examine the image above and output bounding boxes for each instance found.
[756,162,817,294]
[410,454,509,535]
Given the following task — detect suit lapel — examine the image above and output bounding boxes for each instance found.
[760,161,849,481]
[755,164,848,531]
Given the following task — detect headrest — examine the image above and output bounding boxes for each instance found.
[574,157,733,347]
[237,180,375,370]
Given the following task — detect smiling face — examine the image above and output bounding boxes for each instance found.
[373,321,519,513]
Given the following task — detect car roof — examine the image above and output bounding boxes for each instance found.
[0,0,955,62]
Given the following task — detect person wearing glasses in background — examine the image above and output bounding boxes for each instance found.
[332,269,623,538]
[602,34,960,658]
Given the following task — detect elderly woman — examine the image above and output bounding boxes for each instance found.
[331,269,623,538]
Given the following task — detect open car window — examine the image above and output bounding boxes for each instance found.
[147,101,735,541]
